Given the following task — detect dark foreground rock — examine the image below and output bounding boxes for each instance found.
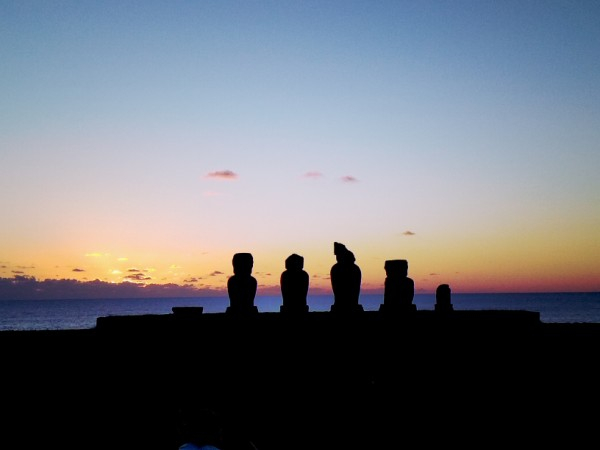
[2,310,599,449]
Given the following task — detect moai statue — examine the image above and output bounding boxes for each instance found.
[226,252,258,316]
[330,242,363,314]
[379,259,416,313]
[280,253,310,314]
[434,283,454,313]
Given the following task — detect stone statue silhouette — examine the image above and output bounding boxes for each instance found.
[280,253,310,314]
[379,259,416,313]
[435,283,454,313]
[226,252,258,316]
[330,242,363,313]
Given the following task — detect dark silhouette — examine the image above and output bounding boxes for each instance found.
[226,252,258,316]
[12,289,581,450]
[280,253,309,314]
[435,283,454,312]
[379,259,416,313]
[330,242,363,313]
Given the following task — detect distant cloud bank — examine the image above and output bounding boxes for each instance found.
[0,276,224,300]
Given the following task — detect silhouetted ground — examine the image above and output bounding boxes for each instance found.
[2,310,599,449]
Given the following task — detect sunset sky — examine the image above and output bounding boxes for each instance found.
[1,1,599,299]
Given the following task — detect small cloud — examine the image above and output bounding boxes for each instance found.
[124,273,152,281]
[117,257,128,261]
[12,270,25,274]
[85,252,108,258]
[429,273,439,276]
[184,277,199,283]
[210,271,224,276]
[206,170,238,180]
[303,171,323,179]
[340,175,358,183]
[402,231,415,236]
[72,268,85,272]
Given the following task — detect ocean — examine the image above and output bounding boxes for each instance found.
[1,292,599,331]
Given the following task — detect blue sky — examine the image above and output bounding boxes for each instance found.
[1,1,599,298]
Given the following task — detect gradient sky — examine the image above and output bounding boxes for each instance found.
[1,0,599,299]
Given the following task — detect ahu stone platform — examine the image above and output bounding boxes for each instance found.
[2,308,599,449]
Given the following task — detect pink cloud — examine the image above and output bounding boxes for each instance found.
[303,171,323,179]
[205,170,238,180]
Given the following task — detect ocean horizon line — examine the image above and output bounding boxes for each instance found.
[2,290,599,302]
[2,292,600,331]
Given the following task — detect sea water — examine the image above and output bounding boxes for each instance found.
[0,292,599,331]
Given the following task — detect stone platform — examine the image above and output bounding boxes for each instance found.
[2,309,599,449]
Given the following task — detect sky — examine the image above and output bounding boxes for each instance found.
[1,0,599,299]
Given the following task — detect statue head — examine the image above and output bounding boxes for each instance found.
[334,242,355,263]
[285,253,304,271]
[384,259,408,277]
[232,253,253,276]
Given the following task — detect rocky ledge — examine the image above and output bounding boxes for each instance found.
[2,309,599,449]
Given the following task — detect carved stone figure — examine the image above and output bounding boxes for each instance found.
[280,253,310,314]
[380,259,416,313]
[227,252,258,316]
[435,283,454,313]
[330,242,363,314]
